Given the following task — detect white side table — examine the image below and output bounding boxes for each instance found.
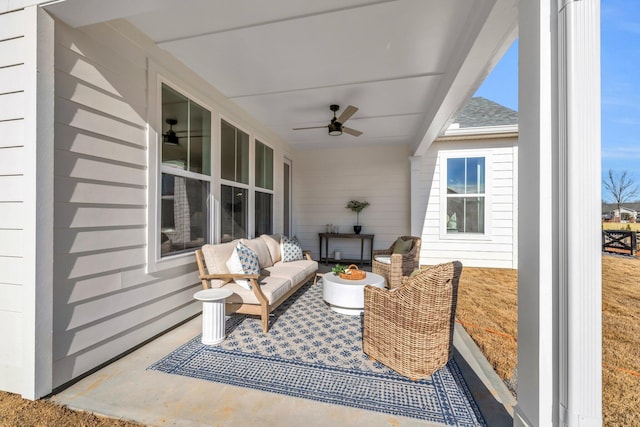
[194,288,233,345]
[322,272,385,315]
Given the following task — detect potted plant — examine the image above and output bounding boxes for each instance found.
[346,200,370,234]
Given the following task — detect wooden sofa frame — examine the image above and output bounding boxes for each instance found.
[195,249,317,333]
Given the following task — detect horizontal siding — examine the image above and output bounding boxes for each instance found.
[56,124,146,166]
[0,37,24,68]
[0,91,25,121]
[0,282,21,312]
[56,97,146,146]
[0,311,23,368]
[0,146,24,175]
[0,9,25,41]
[418,139,517,269]
[0,8,26,394]
[55,149,146,186]
[0,202,23,229]
[51,21,202,389]
[0,256,22,285]
[0,64,26,95]
[0,118,24,148]
[0,230,24,257]
[295,145,411,260]
[54,203,146,228]
[52,304,196,388]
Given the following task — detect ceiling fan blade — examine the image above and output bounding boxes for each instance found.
[337,105,358,124]
[342,127,363,137]
[293,126,327,130]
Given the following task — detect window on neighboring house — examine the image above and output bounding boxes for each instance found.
[446,157,485,234]
[221,120,249,242]
[255,140,274,236]
[160,83,211,256]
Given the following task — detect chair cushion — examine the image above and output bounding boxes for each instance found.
[392,238,413,254]
[281,235,303,262]
[374,255,392,265]
[240,238,273,268]
[226,242,260,290]
[260,234,282,263]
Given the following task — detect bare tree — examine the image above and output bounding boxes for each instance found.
[603,169,638,220]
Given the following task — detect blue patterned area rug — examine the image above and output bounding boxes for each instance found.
[149,281,485,426]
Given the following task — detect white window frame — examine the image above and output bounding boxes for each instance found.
[219,116,253,240]
[254,138,275,236]
[147,67,214,273]
[218,118,276,240]
[439,150,492,240]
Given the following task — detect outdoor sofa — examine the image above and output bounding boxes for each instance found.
[195,234,318,332]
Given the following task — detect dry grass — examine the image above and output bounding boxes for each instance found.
[456,255,640,426]
[0,390,141,426]
[456,267,518,389]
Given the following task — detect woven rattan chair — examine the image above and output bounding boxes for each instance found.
[372,236,421,289]
[363,261,463,380]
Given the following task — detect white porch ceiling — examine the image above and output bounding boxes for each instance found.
[44,0,517,152]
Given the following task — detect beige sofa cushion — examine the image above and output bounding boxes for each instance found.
[240,238,273,268]
[259,234,281,263]
[201,241,238,288]
[225,275,292,305]
[272,259,318,280]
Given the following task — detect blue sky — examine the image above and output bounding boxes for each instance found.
[474,1,640,202]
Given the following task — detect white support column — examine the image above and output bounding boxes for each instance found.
[515,0,602,425]
[515,0,557,424]
[409,156,423,237]
[558,1,602,425]
[22,6,55,399]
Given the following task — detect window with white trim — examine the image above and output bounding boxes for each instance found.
[445,156,485,234]
[220,119,249,242]
[160,83,211,256]
[255,139,274,236]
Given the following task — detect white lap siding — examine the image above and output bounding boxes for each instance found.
[0,9,28,395]
[295,145,412,261]
[51,22,201,388]
[417,138,518,269]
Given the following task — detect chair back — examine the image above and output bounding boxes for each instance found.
[395,261,463,355]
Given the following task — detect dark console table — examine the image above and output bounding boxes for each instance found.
[318,233,374,266]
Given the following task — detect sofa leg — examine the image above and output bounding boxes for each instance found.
[261,306,270,333]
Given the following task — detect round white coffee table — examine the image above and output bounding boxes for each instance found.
[322,272,385,315]
[194,288,233,345]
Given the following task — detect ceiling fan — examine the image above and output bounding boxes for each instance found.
[293,104,363,137]
[163,118,180,145]
[163,119,206,145]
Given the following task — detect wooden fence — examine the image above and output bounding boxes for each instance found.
[602,230,637,256]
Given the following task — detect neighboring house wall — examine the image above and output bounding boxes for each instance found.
[415,137,518,269]
[295,145,411,260]
[49,19,295,389]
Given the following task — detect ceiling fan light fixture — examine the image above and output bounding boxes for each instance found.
[164,130,179,145]
[328,123,342,136]
[163,118,180,145]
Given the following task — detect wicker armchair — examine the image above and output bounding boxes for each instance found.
[363,261,463,380]
[372,236,421,289]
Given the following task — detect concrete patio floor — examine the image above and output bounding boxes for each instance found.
[50,271,516,426]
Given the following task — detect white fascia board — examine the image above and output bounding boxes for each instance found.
[440,124,519,140]
[413,0,518,157]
